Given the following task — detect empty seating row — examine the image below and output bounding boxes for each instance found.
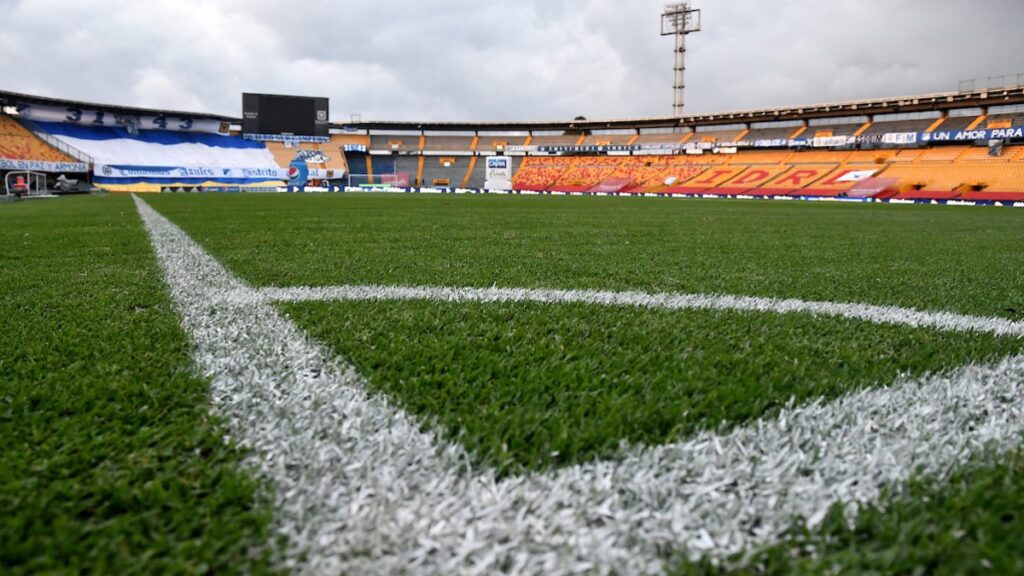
[0,114,77,163]
[511,145,1024,200]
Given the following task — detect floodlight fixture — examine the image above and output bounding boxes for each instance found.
[661,2,701,117]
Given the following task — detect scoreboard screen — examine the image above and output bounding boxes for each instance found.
[242,93,329,137]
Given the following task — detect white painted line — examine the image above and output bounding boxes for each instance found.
[257,284,1024,338]
[135,195,1024,576]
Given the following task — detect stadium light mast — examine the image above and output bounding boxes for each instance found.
[661,2,701,118]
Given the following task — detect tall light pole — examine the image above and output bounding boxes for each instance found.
[661,3,701,118]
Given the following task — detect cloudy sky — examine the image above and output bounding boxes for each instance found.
[1,0,1022,122]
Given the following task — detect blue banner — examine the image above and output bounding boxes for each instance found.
[922,127,1024,142]
[95,164,287,180]
[244,133,331,144]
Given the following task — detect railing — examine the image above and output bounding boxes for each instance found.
[31,131,94,165]
[958,74,1024,94]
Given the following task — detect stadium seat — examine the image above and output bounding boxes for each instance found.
[508,144,1024,196]
[0,114,78,163]
[667,166,746,194]
[756,165,839,196]
[800,166,886,197]
[710,166,791,195]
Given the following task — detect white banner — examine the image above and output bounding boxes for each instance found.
[811,135,856,148]
[836,169,879,183]
[94,165,344,181]
[16,103,229,134]
[484,156,513,190]
[95,165,288,180]
[881,132,919,145]
[753,138,790,148]
[243,133,330,144]
[0,158,89,173]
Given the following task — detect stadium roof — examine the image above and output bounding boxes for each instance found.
[0,89,237,123]
[3,86,1023,133]
[337,87,1024,132]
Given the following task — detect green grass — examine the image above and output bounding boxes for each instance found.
[675,449,1024,575]
[0,196,277,575]
[147,193,1024,318]
[144,192,1024,573]
[283,298,1022,474]
[7,192,1024,574]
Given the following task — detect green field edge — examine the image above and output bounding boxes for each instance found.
[0,196,281,575]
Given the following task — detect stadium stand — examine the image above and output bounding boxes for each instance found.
[370,135,419,153]
[506,144,1023,201]
[421,156,467,188]
[668,165,745,194]
[886,162,995,200]
[891,149,926,163]
[985,104,1024,125]
[0,114,78,163]
[863,118,939,136]
[582,133,636,146]
[633,131,689,145]
[744,125,803,142]
[24,119,283,192]
[514,157,575,190]
[391,156,419,185]
[476,136,529,153]
[319,142,352,173]
[692,126,747,144]
[370,155,396,181]
[800,166,886,197]
[844,149,900,164]
[423,135,476,152]
[530,133,586,147]
[712,165,791,195]
[729,150,796,164]
[266,141,326,170]
[4,84,1024,201]
[755,165,839,196]
[610,156,694,192]
[462,156,487,188]
[804,120,866,137]
[937,114,983,132]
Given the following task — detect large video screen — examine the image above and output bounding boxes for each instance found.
[242,93,329,137]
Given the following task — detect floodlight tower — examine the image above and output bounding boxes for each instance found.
[661,2,701,117]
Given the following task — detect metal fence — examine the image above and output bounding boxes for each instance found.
[958,73,1024,93]
[32,131,94,165]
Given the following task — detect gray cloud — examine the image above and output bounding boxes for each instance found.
[1,0,1021,122]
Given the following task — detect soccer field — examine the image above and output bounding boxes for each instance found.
[3,193,1024,574]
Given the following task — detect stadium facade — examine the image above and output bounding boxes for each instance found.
[2,85,1024,204]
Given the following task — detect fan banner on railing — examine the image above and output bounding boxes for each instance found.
[243,133,331,144]
[922,127,1024,142]
[882,132,919,145]
[94,165,289,180]
[0,158,89,173]
[93,165,343,181]
[811,135,857,148]
[15,103,230,134]
[835,169,879,183]
[32,121,282,183]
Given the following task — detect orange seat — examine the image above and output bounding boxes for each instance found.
[0,115,77,163]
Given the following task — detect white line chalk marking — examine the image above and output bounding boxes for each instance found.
[257,285,1024,339]
[135,195,1024,576]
